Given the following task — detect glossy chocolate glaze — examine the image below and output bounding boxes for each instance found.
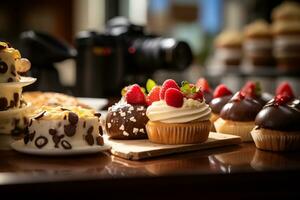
[255,98,300,131]
[220,95,263,122]
[209,95,232,114]
[204,91,213,104]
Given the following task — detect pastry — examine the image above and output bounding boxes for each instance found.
[271,2,300,71]
[214,82,264,141]
[214,30,243,68]
[106,84,149,139]
[243,20,274,67]
[23,106,104,149]
[209,84,233,123]
[251,94,300,151]
[146,79,211,144]
[195,78,213,103]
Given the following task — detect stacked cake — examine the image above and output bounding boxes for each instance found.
[0,42,35,135]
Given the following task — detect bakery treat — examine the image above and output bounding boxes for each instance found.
[214,82,265,141]
[214,30,243,68]
[272,2,300,71]
[209,84,233,123]
[105,100,148,139]
[146,79,211,144]
[195,78,213,103]
[251,94,300,151]
[23,106,104,149]
[23,91,90,108]
[243,20,274,67]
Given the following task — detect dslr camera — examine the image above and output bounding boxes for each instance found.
[75,17,193,97]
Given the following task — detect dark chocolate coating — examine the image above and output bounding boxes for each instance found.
[220,96,263,122]
[204,91,213,104]
[209,95,232,114]
[255,99,300,132]
[106,102,148,139]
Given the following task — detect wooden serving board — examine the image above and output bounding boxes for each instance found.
[105,132,242,160]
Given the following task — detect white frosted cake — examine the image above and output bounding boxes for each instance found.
[24,106,104,150]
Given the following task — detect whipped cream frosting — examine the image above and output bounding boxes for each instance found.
[146,98,211,123]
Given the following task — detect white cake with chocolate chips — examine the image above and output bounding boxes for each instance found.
[24,106,104,150]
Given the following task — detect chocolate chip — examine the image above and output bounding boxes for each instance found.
[83,121,86,128]
[29,131,36,141]
[94,112,101,117]
[64,124,76,137]
[0,97,8,111]
[0,61,8,73]
[63,115,67,120]
[28,119,33,127]
[85,134,94,145]
[99,126,103,136]
[61,107,70,111]
[68,112,78,124]
[7,77,13,82]
[8,100,14,108]
[34,111,46,120]
[61,140,72,149]
[87,126,94,134]
[96,136,104,146]
[23,128,30,144]
[13,93,19,107]
[11,64,16,76]
[34,136,48,149]
[49,129,57,135]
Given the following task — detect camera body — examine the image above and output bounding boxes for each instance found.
[75,17,193,97]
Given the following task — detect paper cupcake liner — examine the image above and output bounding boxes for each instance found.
[251,128,300,151]
[214,118,254,142]
[146,120,211,144]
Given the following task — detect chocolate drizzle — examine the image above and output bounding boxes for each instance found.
[209,95,232,114]
[255,98,300,131]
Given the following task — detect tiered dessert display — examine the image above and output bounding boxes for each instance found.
[0,42,36,136]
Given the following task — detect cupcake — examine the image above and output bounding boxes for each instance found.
[214,81,265,141]
[146,79,211,144]
[209,84,233,123]
[243,20,274,67]
[195,78,213,103]
[214,30,243,68]
[23,106,104,149]
[272,2,300,71]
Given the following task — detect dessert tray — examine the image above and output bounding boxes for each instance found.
[11,140,111,156]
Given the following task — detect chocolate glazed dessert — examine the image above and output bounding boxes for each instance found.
[251,97,300,151]
[106,102,149,139]
[210,95,232,116]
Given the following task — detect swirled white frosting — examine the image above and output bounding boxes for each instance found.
[146,98,211,123]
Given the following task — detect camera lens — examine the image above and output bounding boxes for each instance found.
[129,37,193,72]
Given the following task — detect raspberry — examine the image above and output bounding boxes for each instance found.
[146,86,161,106]
[195,78,211,93]
[276,82,295,98]
[160,79,180,100]
[241,81,261,98]
[274,94,293,106]
[125,84,146,105]
[165,88,184,108]
[213,84,232,98]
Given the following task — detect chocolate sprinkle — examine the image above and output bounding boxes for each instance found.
[28,119,33,127]
[87,126,94,134]
[49,129,64,148]
[13,93,19,107]
[83,121,86,128]
[61,140,72,149]
[99,126,103,136]
[0,97,8,111]
[94,112,101,118]
[63,115,67,120]
[34,111,46,120]
[34,136,48,149]
[96,136,104,146]
[85,134,94,145]
[68,112,79,124]
[29,131,36,141]
[0,61,8,73]
[61,107,70,111]
[64,124,76,137]
[49,129,57,135]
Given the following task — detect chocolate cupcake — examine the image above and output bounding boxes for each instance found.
[214,82,265,141]
[106,101,148,139]
[214,30,243,68]
[272,2,300,71]
[243,20,274,67]
[251,96,300,151]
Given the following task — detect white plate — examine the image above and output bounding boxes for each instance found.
[11,140,111,156]
[76,97,108,111]
[0,76,36,88]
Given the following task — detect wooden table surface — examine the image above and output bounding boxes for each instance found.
[1,142,300,198]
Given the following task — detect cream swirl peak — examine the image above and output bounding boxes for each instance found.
[146,98,211,123]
